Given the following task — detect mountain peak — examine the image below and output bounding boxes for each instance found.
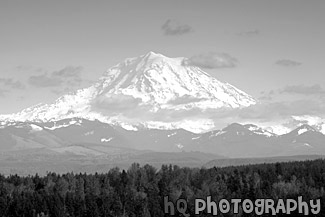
[139,51,171,65]
[143,51,164,58]
[291,124,317,136]
[98,53,257,109]
[137,51,186,68]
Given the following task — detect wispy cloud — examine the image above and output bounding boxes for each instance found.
[280,84,325,95]
[205,98,325,125]
[238,100,324,120]
[255,84,325,120]
[15,65,45,73]
[258,95,273,101]
[0,89,8,97]
[29,74,62,87]
[52,66,83,79]
[184,52,238,69]
[91,94,158,122]
[161,19,193,36]
[28,66,83,88]
[92,94,143,113]
[90,89,325,131]
[275,59,302,67]
[167,95,206,105]
[0,78,26,90]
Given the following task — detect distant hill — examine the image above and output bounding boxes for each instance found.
[203,155,325,168]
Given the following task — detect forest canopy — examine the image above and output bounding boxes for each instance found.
[0,159,325,216]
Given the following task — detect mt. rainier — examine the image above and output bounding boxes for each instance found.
[0,52,256,132]
[97,51,256,110]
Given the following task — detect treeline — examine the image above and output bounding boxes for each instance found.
[0,159,325,216]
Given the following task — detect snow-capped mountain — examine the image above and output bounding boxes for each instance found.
[0,52,256,133]
[291,115,325,134]
[98,51,256,110]
[288,124,317,136]
[280,124,325,150]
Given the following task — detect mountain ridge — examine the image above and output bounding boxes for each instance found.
[1,118,324,158]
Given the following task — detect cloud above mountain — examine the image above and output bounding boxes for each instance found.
[161,19,193,36]
[28,66,83,88]
[275,59,302,67]
[184,52,238,69]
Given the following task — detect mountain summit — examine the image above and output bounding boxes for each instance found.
[0,52,256,132]
[97,51,256,110]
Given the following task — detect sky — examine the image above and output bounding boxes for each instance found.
[1,0,325,127]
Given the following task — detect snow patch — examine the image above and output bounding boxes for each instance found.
[303,143,313,148]
[298,128,308,135]
[120,123,138,131]
[101,138,113,143]
[321,124,325,134]
[69,119,82,125]
[252,131,273,137]
[85,131,94,136]
[262,125,290,135]
[247,126,259,131]
[167,132,177,137]
[44,119,83,130]
[246,126,274,137]
[45,123,71,130]
[30,124,43,132]
[209,130,226,138]
[215,130,226,136]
